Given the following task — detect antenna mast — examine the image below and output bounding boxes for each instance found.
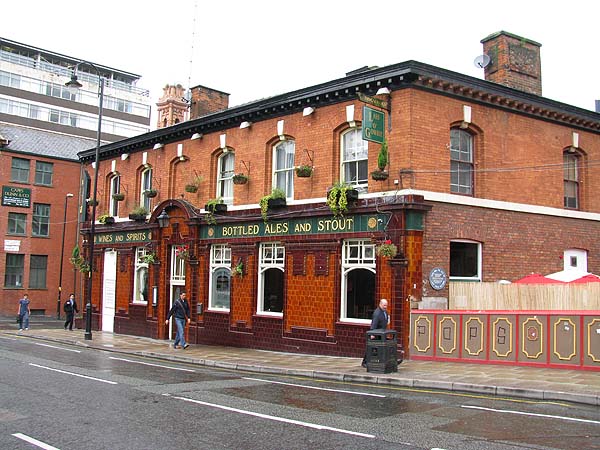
[185,0,198,120]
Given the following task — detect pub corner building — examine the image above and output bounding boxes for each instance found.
[77,31,600,358]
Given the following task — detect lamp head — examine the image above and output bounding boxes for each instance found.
[66,193,74,198]
[65,74,83,93]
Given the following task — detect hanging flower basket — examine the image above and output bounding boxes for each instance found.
[144,189,158,198]
[233,173,249,185]
[376,240,398,258]
[185,184,198,193]
[112,193,125,201]
[371,170,389,181]
[295,165,313,178]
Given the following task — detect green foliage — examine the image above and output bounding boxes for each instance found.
[260,188,286,222]
[326,182,353,217]
[131,205,149,216]
[377,140,388,171]
[70,246,90,273]
[233,260,244,277]
[205,197,224,225]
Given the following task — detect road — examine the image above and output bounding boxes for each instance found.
[1,333,598,450]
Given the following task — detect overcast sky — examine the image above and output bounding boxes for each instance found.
[4,0,599,126]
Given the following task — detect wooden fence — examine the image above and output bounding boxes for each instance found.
[449,282,600,310]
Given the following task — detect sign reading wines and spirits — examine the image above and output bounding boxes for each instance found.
[2,186,31,208]
[361,106,385,144]
[201,214,386,239]
[94,230,152,245]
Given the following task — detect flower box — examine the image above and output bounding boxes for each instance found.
[205,203,227,213]
[267,197,286,208]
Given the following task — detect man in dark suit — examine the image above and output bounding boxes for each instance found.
[63,294,78,331]
[362,298,389,367]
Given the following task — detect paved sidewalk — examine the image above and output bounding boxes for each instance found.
[4,326,599,406]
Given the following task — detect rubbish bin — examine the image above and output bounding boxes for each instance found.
[365,329,398,373]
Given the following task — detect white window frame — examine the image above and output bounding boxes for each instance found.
[217,151,234,205]
[133,247,149,304]
[341,128,368,191]
[449,239,482,282]
[209,244,232,310]
[109,174,120,217]
[340,239,376,323]
[257,242,285,315]
[171,245,187,283]
[140,167,152,211]
[273,139,295,200]
[450,128,474,195]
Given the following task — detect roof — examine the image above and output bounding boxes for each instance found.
[0,122,96,161]
[78,59,600,162]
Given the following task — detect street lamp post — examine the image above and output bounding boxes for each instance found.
[57,193,74,320]
[66,63,105,341]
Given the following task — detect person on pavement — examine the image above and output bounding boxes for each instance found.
[17,293,31,331]
[362,298,389,367]
[165,292,191,349]
[63,293,78,331]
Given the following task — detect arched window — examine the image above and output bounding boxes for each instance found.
[563,151,579,209]
[209,244,231,310]
[217,151,234,205]
[140,167,152,211]
[450,128,473,195]
[341,128,368,190]
[109,174,120,217]
[257,242,285,314]
[340,239,376,320]
[273,140,295,199]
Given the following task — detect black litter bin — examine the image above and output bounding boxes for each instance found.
[365,329,398,373]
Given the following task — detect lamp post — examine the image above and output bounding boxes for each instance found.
[66,63,105,340]
[57,193,74,319]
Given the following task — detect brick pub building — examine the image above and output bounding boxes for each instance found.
[77,31,600,357]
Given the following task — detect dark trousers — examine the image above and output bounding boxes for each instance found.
[64,312,74,330]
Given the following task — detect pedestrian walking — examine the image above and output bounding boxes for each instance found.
[165,292,191,349]
[63,293,78,331]
[361,298,389,367]
[17,293,31,331]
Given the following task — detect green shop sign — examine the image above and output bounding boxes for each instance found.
[201,214,386,239]
[2,185,31,208]
[94,230,152,245]
[361,106,385,144]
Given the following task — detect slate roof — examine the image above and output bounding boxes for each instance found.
[0,122,96,161]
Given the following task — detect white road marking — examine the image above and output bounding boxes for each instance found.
[12,433,60,450]
[34,342,81,353]
[109,356,195,372]
[243,377,386,398]
[29,363,117,385]
[462,405,600,425]
[165,394,375,438]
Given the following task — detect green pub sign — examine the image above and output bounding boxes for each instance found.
[362,106,385,144]
[2,185,31,208]
[94,230,152,245]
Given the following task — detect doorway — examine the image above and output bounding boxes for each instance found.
[102,249,117,332]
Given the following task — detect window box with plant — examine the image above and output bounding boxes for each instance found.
[259,187,286,222]
[232,173,249,185]
[204,197,227,225]
[326,182,358,217]
[295,164,313,178]
[129,206,149,221]
[98,213,115,225]
[144,188,158,198]
[371,139,389,181]
[112,192,125,202]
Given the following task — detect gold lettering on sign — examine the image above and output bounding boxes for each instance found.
[317,217,354,232]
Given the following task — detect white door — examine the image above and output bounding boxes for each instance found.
[102,250,117,332]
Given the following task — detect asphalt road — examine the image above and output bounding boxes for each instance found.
[1,334,598,450]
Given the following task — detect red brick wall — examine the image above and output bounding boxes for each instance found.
[0,152,82,316]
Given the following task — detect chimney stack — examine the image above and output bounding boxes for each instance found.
[481,31,542,96]
[189,85,230,120]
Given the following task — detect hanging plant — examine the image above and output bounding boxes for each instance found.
[98,213,115,225]
[175,245,191,261]
[185,174,203,193]
[295,164,313,178]
[144,189,158,198]
[371,139,389,181]
[376,239,398,258]
[204,197,227,225]
[233,260,244,277]
[70,246,90,273]
[129,205,149,221]
[233,173,249,185]
[112,193,125,201]
[139,252,157,264]
[326,182,358,217]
